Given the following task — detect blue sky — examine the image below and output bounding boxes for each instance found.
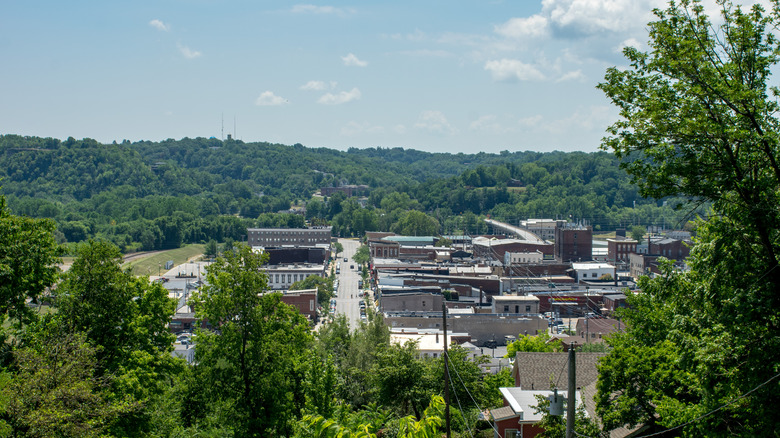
[0,0,762,153]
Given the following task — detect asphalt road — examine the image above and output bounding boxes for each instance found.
[333,238,365,330]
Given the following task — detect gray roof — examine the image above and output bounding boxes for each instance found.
[512,352,607,390]
[490,405,517,421]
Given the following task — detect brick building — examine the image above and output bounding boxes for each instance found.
[554,224,592,262]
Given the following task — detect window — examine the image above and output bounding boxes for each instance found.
[526,305,531,312]
[503,305,509,312]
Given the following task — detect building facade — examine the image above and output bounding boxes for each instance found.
[247,226,332,247]
[554,224,592,262]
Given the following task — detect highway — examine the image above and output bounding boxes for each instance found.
[333,238,366,330]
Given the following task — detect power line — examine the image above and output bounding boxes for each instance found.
[445,352,474,438]
[572,371,780,438]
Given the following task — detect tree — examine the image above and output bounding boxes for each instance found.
[2,323,127,438]
[55,240,179,434]
[505,331,563,357]
[597,0,780,434]
[352,244,370,266]
[290,274,334,306]
[332,241,344,258]
[190,243,313,437]
[629,225,644,244]
[0,195,62,328]
[204,239,218,259]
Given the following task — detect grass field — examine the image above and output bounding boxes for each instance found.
[124,244,205,277]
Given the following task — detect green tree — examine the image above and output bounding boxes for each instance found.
[373,340,433,418]
[597,0,780,434]
[2,323,127,438]
[190,243,313,437]
[290,274,334,306]
[332,241,344,258]
[629,225,644,244]
[505,331,563,357]
[0,196,62,328]
[55,240,179,434]
[392,210,440,236]
[204,239,218,259]
[352,244,370,267]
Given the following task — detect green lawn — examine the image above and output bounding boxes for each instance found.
[124,244,205,277]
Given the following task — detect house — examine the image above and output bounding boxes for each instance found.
[575,318,624,344]
[492,387,583,438]
[492,295,540,315]
[571,262,615,282]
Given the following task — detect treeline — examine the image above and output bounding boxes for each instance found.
[1,135,698,251]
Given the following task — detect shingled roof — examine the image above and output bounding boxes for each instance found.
[511,352,607,390]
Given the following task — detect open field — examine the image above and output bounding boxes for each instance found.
[123,244,205,277]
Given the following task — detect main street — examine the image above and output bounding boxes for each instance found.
[333,238,365,330]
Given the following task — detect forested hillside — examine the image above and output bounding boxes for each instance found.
[1,134,695,252]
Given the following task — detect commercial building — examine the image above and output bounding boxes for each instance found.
[247,226,332,247]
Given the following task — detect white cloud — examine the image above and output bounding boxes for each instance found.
[341,121,385,136]
[255,91,288,106]
[291,4,355,16]
[495,15,549,38]
[470,115,510,134]
[178,44,202,59]
[557,70,584,82]
[318,88,361,105]
[542,0,664,35]
[414,111,457,134]
[149,19,170,32]
[518,115,543,127]
[616,38,642,53]
[342,53,368,67]
[300,80,336,91]
[394,124,407,134]
[485,59,545,81]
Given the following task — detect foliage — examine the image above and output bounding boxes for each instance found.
[596,0,780,434]
[352,245,370,266]
[190,243,313,437]
[55,240,180,434]
[290,274,334,307]
[505,331,563,357]
[2,326,125,438]
[203,239,218,259]
[629,225,644,244]
[332,241,344,257]
[2,135,698,251]
[0,195,62,328]
[532,390,605,438]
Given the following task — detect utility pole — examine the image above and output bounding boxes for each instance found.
[442,302,451,438]
[566,344,576,438]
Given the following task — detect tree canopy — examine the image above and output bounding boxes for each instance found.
[597,0,780,434]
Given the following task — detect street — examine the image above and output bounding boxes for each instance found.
[333,238,365,330]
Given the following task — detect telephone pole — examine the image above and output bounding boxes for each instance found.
[442,302,451,438]
[566,344,576,438]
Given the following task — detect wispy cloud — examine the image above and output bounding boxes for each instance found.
[414,111,457,134]
[178,44,202,59]
[495,15,548,39]
[255,91,288,106]
[149,19,170,32]
[484,59,545,81]
[291,4,355,16]
[342,53,368,67]
[556,70,584,82]
[300,80,337,91]
[318,88,361,105]
[341,121,385,136]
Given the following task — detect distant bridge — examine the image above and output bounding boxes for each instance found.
[484,218,546,243]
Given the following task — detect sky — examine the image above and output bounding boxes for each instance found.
[0,0,768,154]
